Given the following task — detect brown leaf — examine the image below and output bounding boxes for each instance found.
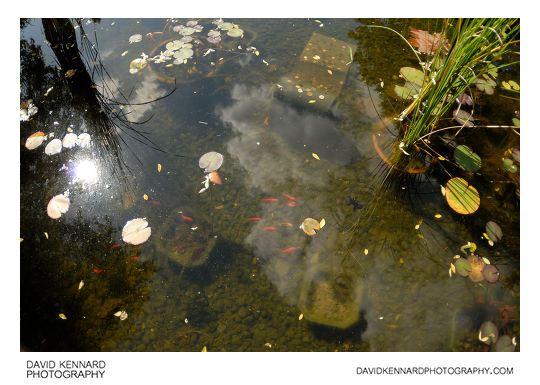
[408,27,450,55]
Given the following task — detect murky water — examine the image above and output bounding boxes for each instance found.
[20,18,519,352]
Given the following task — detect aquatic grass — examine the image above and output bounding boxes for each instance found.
[371,18,520,151]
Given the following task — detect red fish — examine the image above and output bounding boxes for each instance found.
[109,243,121,250]
[280,247,297,253]
[287,200,298,207]
[131,257,141,260]
[283,194,296,201]
[248,217,261,221]
[181,213,194,222]
[261,198,279,203]
[146,200,161,206]
[263,226,277,231]
[93,268,104,274]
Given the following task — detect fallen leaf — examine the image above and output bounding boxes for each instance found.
[157,163,162,172]
[215,204,225,210]
[143,194,148,200]
[47,194,70,219]
[299,313,304,320]
[364,249,368,255]
[44,232,49,239]
[327,69,333,75]
[312,153,320,160]
[58,313,67,320]
[434,214,442,218]
[78,280,84,290]
[202,346,207,352]
[319,218,326,228]
[122,218,151,245]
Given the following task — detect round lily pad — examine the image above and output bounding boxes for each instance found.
[445,177,480,215]
[199,151,224,172]
[180,36,193,43]
[227,28,244,37]
[193,25,204,32]
[166,40,184,51]
[453,109,474,127]
[172,25,184,33]
[486,221,503,243]
[173,48,194,60]
[454,257,472,277]
[217,22,234,31]
[400,66,425,86]
[394,82,420,100]
[186,20,198,27]
[129,58,147,74]
[180,27,195,36]
[208,30,221,37]
[301,218,320,236]
[454,145,481,172]
[482,264,499,283]
[495,335,515,352]
[479,321,498,345]
[207,36,222,44]
[128,34,142,44]
[502,158,517,173]
[25,131,46,150]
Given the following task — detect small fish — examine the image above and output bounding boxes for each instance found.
[248,217,262,221]
[181,213,194,222]
[131,256,141,260]
[93,268,104,274]
[281,222,293,227]
[261,198,279,203]
[146,200,161,206]
[287,201,298,207]
[283,194,296,201]
[348,197,363,211]
[109,243,122,250]
[263,226,277,231]
[280,247,297,253]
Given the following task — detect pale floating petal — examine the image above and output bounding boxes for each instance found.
[312,153,320,160]
[122,218,151,245]
[25,131,46,150]
[62,132,78,148]
[77,133,91,147]
[47,194,70,219]
[44,138,62,155]
[199,151,224,172]
[78,280,84,290]
[113,311,122,317]
[319,218,326,228]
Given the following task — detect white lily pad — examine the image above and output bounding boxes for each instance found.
[122,218,152,245]
[62,133,78,148]
[207,36,221,44]
[47,194,70,219]
[208,30,221,37]
[166,40,184,51]
[227,28,244,38]
[128,34,142,44]
[180,27,195,36]
[44,138,62,155]
[199,151,224,172]
[25,131,46,150]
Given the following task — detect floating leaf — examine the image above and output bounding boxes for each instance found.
[454,257,472,277]
[319,218,326,229]
[227,28,244,38]
[44,138,62,155]
[495,335,515,352]
[510,148,520,163]
[299,313,304,320]
[62,133,78,149]
[301,218,320,236]
[199,151,224,172]
[460,242,477,253]
[64,69,77,78]
[202,346,207,352]
[445,177,480,215]
[122,218,151,245]
[47,194,70,219]
[129,58,147,74]
[454,145,481,172]
[207,36,222,44]
[408,27,450,54]
[157,163,162,172]
[400,67,425,86]
[453,109,474,127]
[508,80,519,90]
[208,30,221,37]
[166,40,184,51]
[173,47,194,60]
[394,82,420,100]
[78,280,84,290]
[25,131,46,150]
[364,249,368,255]
[456,92,473,106]
[486,221,503,243]
[512,118,520,127]
[474,78,495,95]
[312,153,320,160]
[217,22,234,31]
[482,264,499,283]
[128,34,142,44]
[58,313,67,320]
[77,133,91,147]
[143,194,148,200]
[467,255,485,282]
[479,321,498,345]
[502,158,517,173]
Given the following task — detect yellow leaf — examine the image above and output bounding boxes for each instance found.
[121,50,128,56]
[434,214,442,218]
[215,204,225,210]
[364,249,368,255]
[312,153,320,160]
[20,238,23,242]
[502,81,511,89]
[319,218,326,228]
[308,100,316,103]
[450,263,456,274]
[58,313,67,320]
[44,232,49,239]
[299,313,303,320]
[78,280,84,290]
[143,194,148,200]
[157,163,162,172]
[327,69,333,75]
[202,346,207,352]
[399,257,404,264]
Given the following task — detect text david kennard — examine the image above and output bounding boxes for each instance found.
[27,360,106,379]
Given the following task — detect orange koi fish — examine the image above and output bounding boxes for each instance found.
[261,198,279,203]
[208,171,222,185]
[283,194,296,201]
[93,268,104,274]
[263,226,277,231]
[280,247,297,253]
[181,213,194,222]
[248,217,261,221]
[109,243,121,250]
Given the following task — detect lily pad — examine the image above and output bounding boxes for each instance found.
[456,92,473,106]
[453,109,474,127]
[166,40,184,51]
[122,218,151,245]
[482,264,499,283]
[502,158,517,173]
[199,151,224,172]
[479,321,498,345]
[217,22,234,31]
[208,30,221,37]
[227,28,244,38]
[62,133,78,149]
[180,36,193,43]
[454,257,472,277]
[301,218,320,236]
[474,77,495,95]
[180,27,195,36]
[186,20,198,27]
[47,194,70,219]
[495,335,515,352]
[207,36,222,44]
[129,58,147,74]
[394,82,421,100]
[44,138,62,155]
[400,66,425,86]
[486,221,503,243]
[128,34,142,44]
[173,48,194,60]
[445,177,480,215]
[454,145,481,172]
[510,148,520,163]
[467,255,485,282]
[77,133,91,147]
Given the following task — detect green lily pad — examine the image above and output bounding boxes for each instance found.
[511,118,520,127]
[166,40,184,51]
[474,78,495,95]
[217,22,234,31]
[502,158,517,173]
[173,48,194,60]
[208,30,221,37]
[454,145,481,172]
[508,80,519,90]
[486,221,503,243]
[400,67,425,86]
[227,28,244,38]
[445,177,480,215]
[454,257,472,277]
[453,109,474,127]
[495,335,515,352]
[180,27,195,36]
[394,82,421,100]
[482,264,499,283]
[479,321,498,345]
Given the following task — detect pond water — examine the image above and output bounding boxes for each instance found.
[20,18,519,352]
